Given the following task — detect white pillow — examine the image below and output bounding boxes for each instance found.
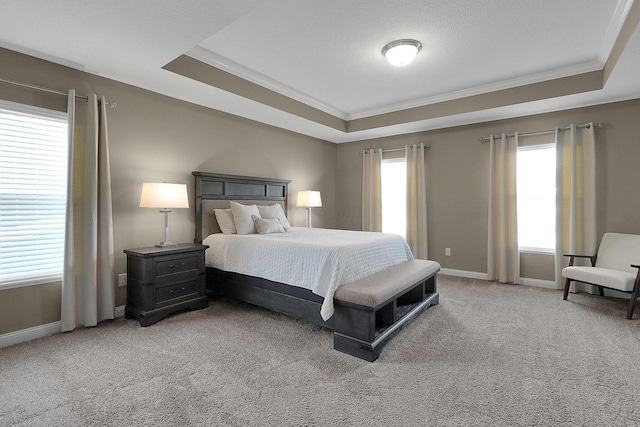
[252,216,285,234]
[230,201,261,234]
[214,208,237,234]
[257,204,291,230]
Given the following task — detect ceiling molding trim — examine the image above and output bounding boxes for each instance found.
[162,54,347,132]
[168,49,607,136]
[187,46,349,120]
[347,70,604,133]
[604,0,640,83]
[0,41,92,74]
[348,61,602,120]
[188,45,605,124]
[599,0,636,64]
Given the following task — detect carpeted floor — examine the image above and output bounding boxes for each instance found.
[1,275,639,426]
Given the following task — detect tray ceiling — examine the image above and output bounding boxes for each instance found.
[0,0,639,142]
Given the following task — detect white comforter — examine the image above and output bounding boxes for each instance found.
[203,227,413,320]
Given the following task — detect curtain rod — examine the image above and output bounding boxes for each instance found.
[479,122,603,143]
[0,77,117,108]
[360,143,430,155]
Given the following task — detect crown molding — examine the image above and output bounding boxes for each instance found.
[187,46,349,120]
[348,61,603,120]
[600,0,635,64]
[189,44,604,123]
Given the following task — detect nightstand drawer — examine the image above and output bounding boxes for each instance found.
[156,269,200,288]
[156,279,199,304]
[155,254,199,276]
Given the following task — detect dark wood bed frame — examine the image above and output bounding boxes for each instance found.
[192,171,438,361]
[192,171,339,324]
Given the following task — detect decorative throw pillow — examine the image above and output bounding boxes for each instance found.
[230,201,261,234]
[252,215,285,235]
[257,203,291,230]
[214,208,237,234]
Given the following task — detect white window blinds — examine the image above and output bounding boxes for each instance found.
[0,101,68,289]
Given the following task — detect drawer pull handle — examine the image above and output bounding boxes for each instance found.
[170,287,186,294]
[170,263,185,269]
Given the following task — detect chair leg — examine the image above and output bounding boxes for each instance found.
[563,278,571,300]
[627,279,640,320]
[597,286,605,296]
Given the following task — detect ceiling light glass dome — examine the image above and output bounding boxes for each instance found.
[382,39,422,66]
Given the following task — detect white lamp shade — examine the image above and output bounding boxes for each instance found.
[139,183,189,209]
[296,190,322,208]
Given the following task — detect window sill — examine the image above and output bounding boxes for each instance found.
[519,248,554,255]
[0,275,63,291]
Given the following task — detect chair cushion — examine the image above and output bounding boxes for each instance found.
[562,266,637,292]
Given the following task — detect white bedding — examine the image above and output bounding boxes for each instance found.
[203,227,413,320]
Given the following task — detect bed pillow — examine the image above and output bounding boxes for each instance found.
[257,203,291,230]
[214,208,237,234]
[252,215,285,235]
[230,201,261,234]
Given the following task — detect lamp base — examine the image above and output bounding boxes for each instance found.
[156,209,176,248]
[155,241,177,248]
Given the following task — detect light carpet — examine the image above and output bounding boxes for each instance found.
[1,275,639,426]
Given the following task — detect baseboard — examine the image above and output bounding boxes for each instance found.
[439,268,488,280]
[0,321,61,349]
[439,269,558,290]
[0,305,127,349]
[115,305,125,318]
[519,278,557,289]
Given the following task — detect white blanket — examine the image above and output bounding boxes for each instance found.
[203,227,413,320]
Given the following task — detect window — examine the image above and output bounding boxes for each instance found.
[0,101,68,289]
[381,157,406,239]
[517,143,555,252]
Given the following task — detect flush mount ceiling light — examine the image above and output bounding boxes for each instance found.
[382,39,422,66]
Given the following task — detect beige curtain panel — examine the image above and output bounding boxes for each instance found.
[362,148,382,232]
[555,123,597,290]
[61,90,115,332]
[406,144,428,259]
[487,133,520,284]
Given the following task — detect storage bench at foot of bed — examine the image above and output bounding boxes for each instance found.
[332,259,440,362]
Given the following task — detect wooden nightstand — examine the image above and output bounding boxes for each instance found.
[124,243,209,326]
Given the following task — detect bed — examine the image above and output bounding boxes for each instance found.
[193,171,439,360]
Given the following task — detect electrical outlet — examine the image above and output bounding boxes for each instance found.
[118,273,127,288]
[445,248,451,256]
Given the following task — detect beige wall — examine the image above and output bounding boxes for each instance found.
[337,98,640,280]
[3,44,640,336]
[0,48,336,335]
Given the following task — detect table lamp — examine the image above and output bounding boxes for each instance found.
[139,182,189,247]
[296,190,322,228]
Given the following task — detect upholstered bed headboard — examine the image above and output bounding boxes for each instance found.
[192,171,290,243]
